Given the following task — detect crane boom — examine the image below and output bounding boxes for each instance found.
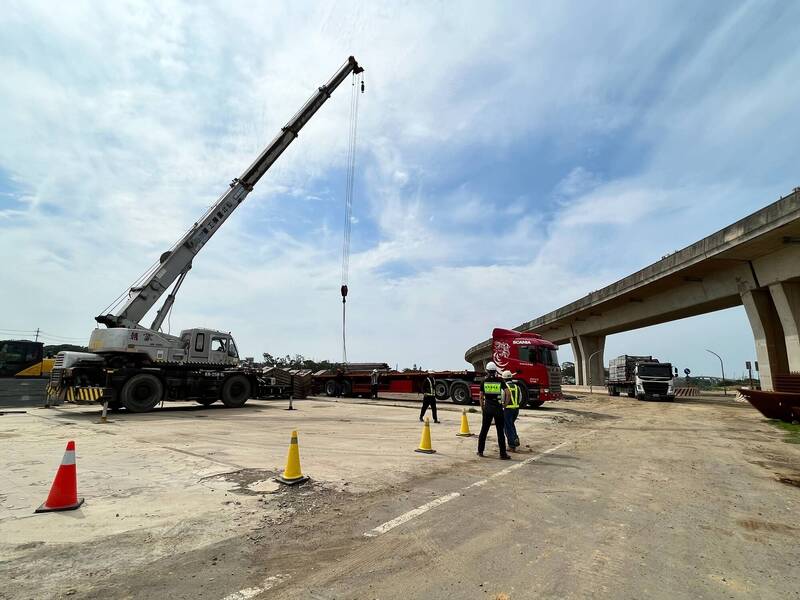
[96,56,364,329]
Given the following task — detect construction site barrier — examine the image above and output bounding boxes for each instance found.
[674,387,699,397]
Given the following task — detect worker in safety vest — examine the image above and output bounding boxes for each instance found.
[502,370,521,452]
[477,362,510,459]
[370,369,380,399]
[419,372,440,423]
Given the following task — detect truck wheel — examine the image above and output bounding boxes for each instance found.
[450,381,471,404]
[434,380,449,400]
[527,400,545,408]
[221,375,251,408]
[325,380,337,396]
[516,381,531,408]
[196,398,217,406]
[120,374,163,413]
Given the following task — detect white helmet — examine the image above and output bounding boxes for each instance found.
[486,361,498,372]
[502,370,513,380]
[372,369,377,373]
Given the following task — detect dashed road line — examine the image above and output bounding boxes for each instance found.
[364,429,597,537]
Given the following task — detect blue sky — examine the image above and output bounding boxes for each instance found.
[1,1,798,377]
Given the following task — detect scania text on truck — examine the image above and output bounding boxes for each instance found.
[607,355,675,401]
[48,57,365,413]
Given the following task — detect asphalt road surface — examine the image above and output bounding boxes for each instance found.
[49,394,797,600]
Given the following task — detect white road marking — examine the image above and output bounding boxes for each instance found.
[221,574,289,600]
[364,430,596,537]
[364,492,462,537]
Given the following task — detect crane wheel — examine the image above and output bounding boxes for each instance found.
[449,381,471,404]
[221,375,251,408]
[120,374,163,413]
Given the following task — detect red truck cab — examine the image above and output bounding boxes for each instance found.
[490,328,563,405]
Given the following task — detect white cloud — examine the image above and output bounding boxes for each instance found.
[1,1,799,376]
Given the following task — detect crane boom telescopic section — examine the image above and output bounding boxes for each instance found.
[96,56,364,329]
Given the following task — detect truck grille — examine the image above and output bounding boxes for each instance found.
[643,382,668,395]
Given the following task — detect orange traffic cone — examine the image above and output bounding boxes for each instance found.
[36,440,84,513]
[415,418,436,454]
[277,430,309,485]
[456,409,474,437]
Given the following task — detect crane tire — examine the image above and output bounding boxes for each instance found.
[120,373,163,413]
[221,375,251,408]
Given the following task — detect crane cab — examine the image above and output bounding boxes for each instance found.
[182,329,239,366]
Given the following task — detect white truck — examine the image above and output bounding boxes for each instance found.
[607,355,676,401]
[48,57,365,412]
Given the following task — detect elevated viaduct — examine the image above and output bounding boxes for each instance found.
[465,189,800,391]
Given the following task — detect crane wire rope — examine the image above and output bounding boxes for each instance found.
[340,71,363,365]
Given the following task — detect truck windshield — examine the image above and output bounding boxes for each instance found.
[518,346,558,366]
[638,364,672,378]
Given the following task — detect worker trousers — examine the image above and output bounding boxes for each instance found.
[504,407,520,449]
[478,403,508,456]
[420,395,438,422]
[371,384,378,399]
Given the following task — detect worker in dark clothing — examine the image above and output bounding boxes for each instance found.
[370,369,379,399]
[419,372,440,423]
[477,361,510,459]
[335,369,345,397]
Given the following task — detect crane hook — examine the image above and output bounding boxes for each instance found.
[361,79,365,94]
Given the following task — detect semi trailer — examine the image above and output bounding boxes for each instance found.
[48,57,365,413]
[607,355,675,401]
[313,328,563,409]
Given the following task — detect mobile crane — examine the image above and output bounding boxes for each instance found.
[48,57,364,412]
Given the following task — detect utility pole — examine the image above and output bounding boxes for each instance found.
[34,328,40,342]
[706,349,726,396]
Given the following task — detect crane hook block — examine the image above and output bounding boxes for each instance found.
[361,80,365,93]
[340,284,348,299]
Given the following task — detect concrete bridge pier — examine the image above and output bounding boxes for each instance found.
[742,288,789,391]
[769,281,800,373]
[570,337,584,385]
[573,334,605,388]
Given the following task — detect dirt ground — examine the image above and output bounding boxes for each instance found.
[1,393,798,599]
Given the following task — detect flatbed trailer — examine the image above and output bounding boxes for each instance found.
[315,328,564,409]
[313,368,483,404]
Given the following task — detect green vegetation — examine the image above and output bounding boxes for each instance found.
[769,420,800,444]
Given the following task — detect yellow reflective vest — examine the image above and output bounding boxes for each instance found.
[506,382,520,409]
